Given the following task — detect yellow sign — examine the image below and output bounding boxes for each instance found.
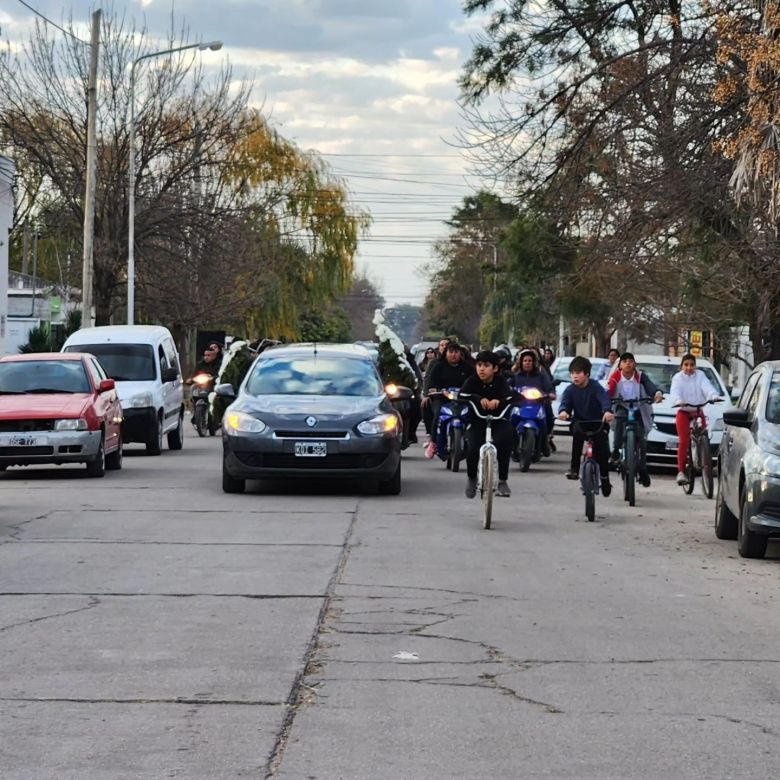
[689,330,702,357]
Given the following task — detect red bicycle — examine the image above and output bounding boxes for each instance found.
[676,400,721,499]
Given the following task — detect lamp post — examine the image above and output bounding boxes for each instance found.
[127,40,222,325]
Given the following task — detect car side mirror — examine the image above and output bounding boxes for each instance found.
[98,378,115,393]
[385,384,413,401]
[161,367,179,383]
[215,383,236,398]
[723,409,753,429]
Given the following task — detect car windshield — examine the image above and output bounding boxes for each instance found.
[65,343,155,381]
[554,360,609,382]
[246,356,383,397]
[0,360,90,394]
[767,372,780,424]
[637,363,723,394]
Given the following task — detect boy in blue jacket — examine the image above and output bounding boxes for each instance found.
[558,356,615,496]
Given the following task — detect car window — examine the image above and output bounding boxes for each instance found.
[767,372,780,424]
[84,359,103,387]
[0,360,90,394]
[246,356,384,397]
[90,358,108,382]
[592,362,611,382]
[64,343,156,381]
[738,372,760,411]
[637,363,723,395]
[747,374,764,417]
[553,360,572,382]
[162,338,179,373]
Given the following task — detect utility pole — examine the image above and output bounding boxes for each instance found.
[81,8,101,328]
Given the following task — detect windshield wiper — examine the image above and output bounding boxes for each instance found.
[25,388,79,394]
[0,390,25,395]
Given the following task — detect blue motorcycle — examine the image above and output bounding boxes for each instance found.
[432,388,469,472]
[511,386,550,472]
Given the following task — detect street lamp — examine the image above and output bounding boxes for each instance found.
[127,40,223,325]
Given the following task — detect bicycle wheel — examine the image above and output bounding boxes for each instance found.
[450,427,462,473]
[624,428,636,507]
[481,447,495,530]
[582,459,596,522]
[683,440,695,495]
[520,428,536,472]
[699,435,713,499]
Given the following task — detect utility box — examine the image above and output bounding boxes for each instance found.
[0,156,14,355]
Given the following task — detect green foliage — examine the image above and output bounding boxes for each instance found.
[299,307,351,342]
[376,339,418,390]
[211,343,256,425]
[19,324,54,353]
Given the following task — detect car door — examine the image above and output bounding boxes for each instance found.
[89,357,122,450]
[724,370,762,508]
[160,338,183,432]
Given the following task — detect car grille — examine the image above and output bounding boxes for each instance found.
[759,503,780,521]
[274,430,349,439]
[654,421,678,436]
[0,419,57,432]
[0,446,54,456]
[234,452,386,469]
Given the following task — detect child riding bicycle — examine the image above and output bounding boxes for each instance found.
[459,350,515,499]
[558,356,615,497]
[669,353,723,485]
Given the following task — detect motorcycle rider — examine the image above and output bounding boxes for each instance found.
[494,344,514,380]
[425,342,475,458]
[509,348,556,456]
[421,337,450,445]
[187,344,223,422]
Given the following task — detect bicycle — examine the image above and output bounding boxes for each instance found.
[571,420,609,522]
[675,400,721,499]
[610,396,655,507]
[467,400,513,530]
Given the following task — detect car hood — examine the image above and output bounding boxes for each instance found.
[0,393,91,418]
[113,380,155,404]
[235,393,387,423]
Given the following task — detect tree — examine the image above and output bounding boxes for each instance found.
[374,310,419,389]
[384,305,422,345]
[338,274,385,340]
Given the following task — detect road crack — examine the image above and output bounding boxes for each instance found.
[0,595,101,633]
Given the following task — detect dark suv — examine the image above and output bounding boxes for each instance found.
[715,361,780,558]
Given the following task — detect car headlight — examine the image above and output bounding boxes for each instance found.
[357,414,398,435]
[126,392,154,408]
[224,411,267,434]
[54,418,88,431]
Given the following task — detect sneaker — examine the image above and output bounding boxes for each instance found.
[496,480,511,497]
[601,479,612,497]
[639,469,651,487]
[676,471,687,485]
[465,477,477,498]
[424,441,437,459]
[565,471,579,480]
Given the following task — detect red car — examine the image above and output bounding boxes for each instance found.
[0,352,123,476]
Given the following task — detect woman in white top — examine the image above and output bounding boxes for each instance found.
[669,353,722,483]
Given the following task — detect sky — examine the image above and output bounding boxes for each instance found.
[1,0,496,308]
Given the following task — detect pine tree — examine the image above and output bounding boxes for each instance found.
[373,310,419,390]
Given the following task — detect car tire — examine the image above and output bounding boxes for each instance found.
[714,470,737,540]
[146,415,163,456]
[86,435,106,478]
[105,434,123,471]
[222,460,245,494]
[378,462,402,495]
[738,489,768,559]
[167,411,184,450]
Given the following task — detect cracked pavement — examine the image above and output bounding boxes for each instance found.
[1,430,779,778]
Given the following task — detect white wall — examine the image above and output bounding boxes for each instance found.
[0,156,14,355]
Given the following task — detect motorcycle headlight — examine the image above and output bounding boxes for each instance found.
[225,412,267,435]
[522,388,543,401]
[126,392,154,408]
[357,414,398,435]
[54,418,88,431]
[443,389,457,400]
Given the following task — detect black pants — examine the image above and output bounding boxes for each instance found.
[422,399,433,435]
[466,419,513,481]
[571,423,610,480]
[612,413,648,471]
[408,396,422,440]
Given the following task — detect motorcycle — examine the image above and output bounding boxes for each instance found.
[190,372,217,437]
[511,386,550,472]
[431,388,469,472]
[385,383,414,449]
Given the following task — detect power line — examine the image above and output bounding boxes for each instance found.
[322,153,462,158]
[15,0,90,45]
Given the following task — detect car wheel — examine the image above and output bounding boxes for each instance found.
[378,462,401,495]
[105,433,123,471]
[146,415,163,456]
[167,411,184,450]
[714,469,737,540]
[86,435,106,478]
[222,460,245,494]
[738,489,768,559]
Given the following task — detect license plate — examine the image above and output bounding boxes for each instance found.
[665,440,678,451]
[7,436,41,447]
[294,441,327,457]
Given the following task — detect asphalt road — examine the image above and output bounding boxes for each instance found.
[1,425,779,779]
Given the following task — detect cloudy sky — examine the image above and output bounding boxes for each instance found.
[2,0,494,308]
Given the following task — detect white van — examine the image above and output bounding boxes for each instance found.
[63,325,184,454]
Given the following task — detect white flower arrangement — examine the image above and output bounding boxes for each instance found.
[374,309,418,388]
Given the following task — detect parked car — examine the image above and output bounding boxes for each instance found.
[627,355,731,467]
[63,325,184,454]
[0,352,123,476]
[550,357,611,434]
[219,343,403,494]
[715,360,780,558]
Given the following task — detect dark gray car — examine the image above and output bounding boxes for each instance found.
[715,360,780,558]
[219,343,402,495]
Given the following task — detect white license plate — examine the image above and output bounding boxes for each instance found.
[5,435,43,447]
[295,441,327,457]
[665,440,678,451]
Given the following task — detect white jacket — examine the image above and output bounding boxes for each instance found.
[669,370,719,409]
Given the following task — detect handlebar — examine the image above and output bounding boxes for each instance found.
[611,396,656,406]
[571,420,609,437]
[465,399,513,422]
[672,400,723,409]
